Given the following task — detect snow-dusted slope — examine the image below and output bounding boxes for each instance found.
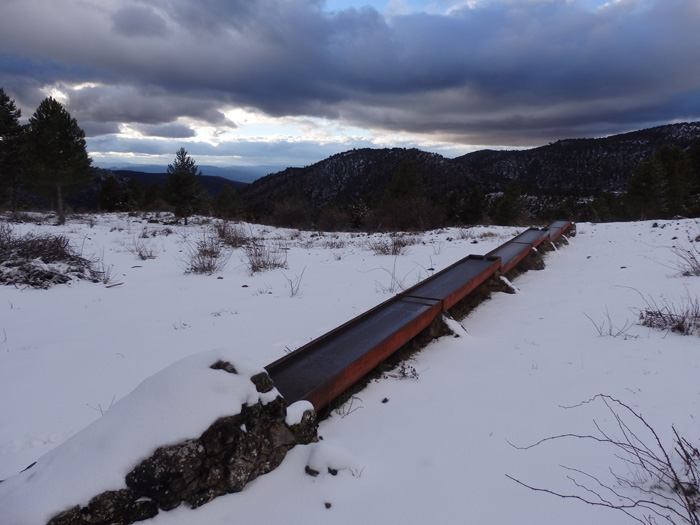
[1,214,698,524]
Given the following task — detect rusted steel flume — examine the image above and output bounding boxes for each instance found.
[266,221,573,412]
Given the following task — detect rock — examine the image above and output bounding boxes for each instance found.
[288,409,318,445]
[47,490,158,525]
[46,362,318,525]
[519,249,545,271]
[250,371,275,393]
[126,439,206,511]
[47,506,82,525]
[86,489,158,524]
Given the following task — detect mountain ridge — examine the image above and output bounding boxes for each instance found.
[240,121,700,213]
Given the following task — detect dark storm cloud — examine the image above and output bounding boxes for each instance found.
[130,123,196,138]
[65,85,234,128]
[1,0,698,151]
[81,121,122,137]
[112,5,169,38]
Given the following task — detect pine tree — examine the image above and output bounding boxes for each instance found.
[24,97,93,224]
[654,145,693,217]
[124,178,145,211]
[164,147,203,224]
[142,182,161,210]
[462,186,486,225]
[0,88,25,211]
[215,184,240,219]
[491,180,524,225]
[379,159,426,229]
[98,176,123,212]
[688,139,700,216]
[625,158,668,220]
[384,159,421,200]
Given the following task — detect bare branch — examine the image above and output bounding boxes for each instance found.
[508,394,700,524]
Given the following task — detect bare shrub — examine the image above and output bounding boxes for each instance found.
[457,228,473,240]
[638,293,700,336]
[430,241,445,255]
[93,248,119,286]
[244,240,288,274]
[0,223,100,288]
[215,220,249,248]
[323,236,347,250]
[366,233,420,256]
[335,395,363,418]
[122,230,158,260]
[673,242,700,277]
[584,307,637,339]
[508,395,700,525]
[284,267,306,297]
[372,258,415,294]
[183,231,231,274]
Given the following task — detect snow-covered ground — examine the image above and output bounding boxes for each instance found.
[1,214,698,524]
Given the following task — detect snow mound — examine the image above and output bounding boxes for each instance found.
[306,442,359,477]
[0,348,276,525]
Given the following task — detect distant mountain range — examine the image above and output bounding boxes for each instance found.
[110,170,249,195]
[102,122,700,215]
[101,164,285,184]
[240,122,700,212]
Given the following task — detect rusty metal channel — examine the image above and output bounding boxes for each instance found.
[265,295,442,410]
[486,227,556,274]
[510,227,550,248]
[400,255,501,310]
[546,220,572,242]
[265,222,570,412]
[486,241,533,275]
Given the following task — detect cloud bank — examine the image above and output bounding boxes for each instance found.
[1,0,698,167]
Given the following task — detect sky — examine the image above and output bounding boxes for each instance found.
[2,0,699,171]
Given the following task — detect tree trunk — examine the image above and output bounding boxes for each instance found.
[56,183,65,225]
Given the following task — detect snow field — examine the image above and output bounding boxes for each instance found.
[1,214,698,524]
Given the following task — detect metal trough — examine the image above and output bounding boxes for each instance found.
[486,241,532,275]
[265,221,572,412]
[509,227,550,248]
[266,295,442,410]
[401,255,501,310]
[546,220,572,242]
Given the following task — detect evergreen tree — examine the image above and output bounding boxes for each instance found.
[215,184,240,219]
[98,176,122,212]
[384,159,421,200]
[164,147,203,224]
[349,199,371,229]
[0,88,25,211]
[625,158,667,220]
[462,186,486,224]
[379,159,427,230]
[689,139,700,182]
[491,180,524,225]
[124,177,145,211]
[444,191,461,224]
[687,139,700,216]
[654,145,693,217]
[24,97,93,224]
[142,182,161,210]
[580,192,625,223]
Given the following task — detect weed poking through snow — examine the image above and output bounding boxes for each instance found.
[182,230,231,274]
[638,292,700,336]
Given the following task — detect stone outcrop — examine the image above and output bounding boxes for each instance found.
[47,362,317,525]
